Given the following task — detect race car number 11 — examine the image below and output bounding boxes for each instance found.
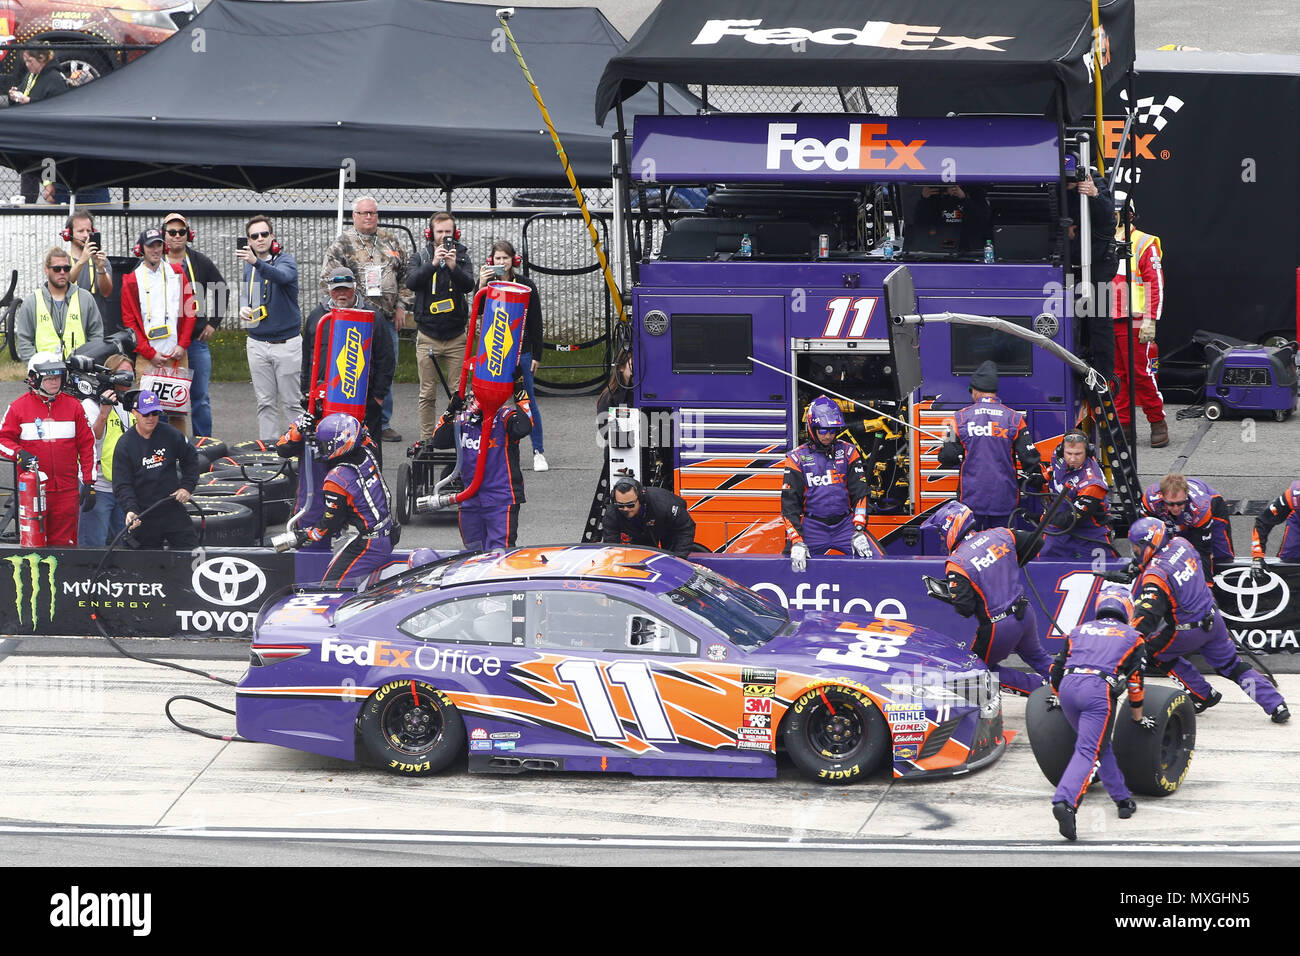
[814,624,910,673]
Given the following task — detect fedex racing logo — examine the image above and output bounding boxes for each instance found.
[321,636,501,676]
[965,421,1011,439]
[969,543,1011,571]
[767,123,926,172]
[806,471,841,488]
[693,19,1013,52]
[336,326,366,400]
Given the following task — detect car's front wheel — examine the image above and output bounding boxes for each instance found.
[359,678,465,775]
[782,684,889,784]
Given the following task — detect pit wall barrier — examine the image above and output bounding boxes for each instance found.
[1,546,1294,653]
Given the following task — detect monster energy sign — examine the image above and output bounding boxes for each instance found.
[5,554,57,630]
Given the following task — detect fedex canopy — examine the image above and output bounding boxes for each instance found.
[631,115,1061,184]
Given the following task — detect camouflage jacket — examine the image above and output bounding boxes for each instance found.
[320,228,413,318]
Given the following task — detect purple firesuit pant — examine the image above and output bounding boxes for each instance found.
[803,514,855,555]
[1053,673,1131,808]
[979,603,1053,696]
[322,533,395,586]
[458,503,520,552]
[1148,610,1285,714]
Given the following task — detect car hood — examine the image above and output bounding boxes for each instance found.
[758,611,983,674]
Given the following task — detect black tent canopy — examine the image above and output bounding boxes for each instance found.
[0,0,693,192]
[597,0,1135,121]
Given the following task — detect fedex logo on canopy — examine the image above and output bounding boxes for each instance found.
[767,123,926,172]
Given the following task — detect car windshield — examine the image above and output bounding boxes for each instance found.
[660,568,789,650]
[334,555,459,626]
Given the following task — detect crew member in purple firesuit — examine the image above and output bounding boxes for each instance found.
[937,360,1042,531]
[781,395,884,573]
[1140,473,1234,579]
[1127,517,1289,722]
[275,410,380,554]
[923,499,1054,696]
[1039,430,1117,560]
[431,373,532,551]
[1048,584,1148,841]
[286,412,397,585]
[1251,480,1300,580]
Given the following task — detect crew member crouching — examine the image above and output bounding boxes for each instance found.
[782,395,883,573]
[276,413,397,585]
[1039,430,1116,560]
[602,478,702,557]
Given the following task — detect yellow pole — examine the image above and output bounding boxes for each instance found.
[1091,0,1107,176]
[496,10,626,324]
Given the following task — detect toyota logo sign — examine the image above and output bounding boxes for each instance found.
[192,556,267,607]
[1214,566,1291,624]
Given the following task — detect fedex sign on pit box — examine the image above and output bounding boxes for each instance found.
[631,115,1060,184]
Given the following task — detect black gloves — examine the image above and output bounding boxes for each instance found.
[512,373,529,406]
[1024,471,1046,492]
[448,393,466,415]
[17,450,39,472]
[80,485,96,513]
[1252,557,1270,583]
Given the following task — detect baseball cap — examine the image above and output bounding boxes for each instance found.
[326,267,357,288]
[135,391,163,415]
[162,212,189,228]
[138,228,164,247]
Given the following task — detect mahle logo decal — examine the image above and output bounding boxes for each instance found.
[6,554,57,629]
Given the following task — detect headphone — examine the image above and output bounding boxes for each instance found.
[612,476,645,501]
[486,249,523,269]
[246,218,282,256]
[62,213,95,243]
[424,217,461,242]
[165,221,196,243]
[1054,429,1096,460]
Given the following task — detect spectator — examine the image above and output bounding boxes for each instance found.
[120,227,195,434]
[79,352,136,546]
[596,348,633,441]
[161,212,227,438]
[0,352,96,546]
[15,246,103,361]
[477,239,547,471]
[406,212,474,439]
[321,196,412,442]
[237,214,301,441]
[64,210,115,328]
[602,479,701,557]
[301,268,395,469]
[3,44,68,203]
[113,390,199,550]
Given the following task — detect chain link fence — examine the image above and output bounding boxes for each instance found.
[687,85,898,115]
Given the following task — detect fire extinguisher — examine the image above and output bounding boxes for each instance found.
[17,464,48,547]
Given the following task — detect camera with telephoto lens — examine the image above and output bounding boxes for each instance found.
[64,329,137,404]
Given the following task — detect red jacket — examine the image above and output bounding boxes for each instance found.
[1111,229,1163,326]
[0,390,96,492]
[120,260,196,361]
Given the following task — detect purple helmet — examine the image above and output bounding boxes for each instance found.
[804,396,845,442]
[315,413,362,461]
[1094,583,1134,622]
[407,548,438,570]
[1127,517,1168,567]
[923,499,977,552]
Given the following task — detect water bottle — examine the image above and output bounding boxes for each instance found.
[882,236,894,259]
[984,239,995,264]
[738,234,753,258]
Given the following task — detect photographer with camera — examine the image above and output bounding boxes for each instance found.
[78,351,137,546]
[15,247,104,362]
[406,212,474,440]
[237,215,302,441]
[64,210,115,317]
[0,352,97,546]
[112,390,200,551]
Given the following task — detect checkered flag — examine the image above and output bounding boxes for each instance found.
[1119,90,1185,130]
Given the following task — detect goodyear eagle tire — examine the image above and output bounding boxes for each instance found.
[359,679,466,776]
[187,500,258,547]
[230,439,278,454]
[782,684,889,784]
[203,465,296,502]
[193,479,291,526]
[1112,684,1195,796]
[1025,684,1077,786]
[395,462,411,524]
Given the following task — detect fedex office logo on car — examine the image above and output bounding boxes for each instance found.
[693,19,1013,52]
[767,123,926,172]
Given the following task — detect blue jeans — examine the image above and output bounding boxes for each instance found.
[519,352,543,453]
[381,318,398,429]
[188,340,213,437]
[79,488,125,547]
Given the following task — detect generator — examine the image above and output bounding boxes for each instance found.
[1203,339,1298,422]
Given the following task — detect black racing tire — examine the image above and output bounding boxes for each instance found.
[203,465,296,501]
[358,678,466,776]
[1025,684,1077,786]
[1112,684,1196,797]
[212,451,292,472]
[781,684,890,784]
[1204,401,1223,422]
[230,439,278,454]
[192,480,291,527]
[186,499,258,547]
[191,436,229,461]
[396,462,411,524]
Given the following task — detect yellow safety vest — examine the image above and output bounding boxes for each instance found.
[1122,229,1162,317]
[33,288,86,356]
[99,408,127,483]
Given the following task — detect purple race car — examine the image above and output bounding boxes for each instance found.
[236,545,1007,783]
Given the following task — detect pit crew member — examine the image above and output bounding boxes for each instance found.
[112,390,200,550]
[1251,480,1300,578]
[782,395,883,572]
[602,479,701,557]
[923,499,1053,696]
[1141,473,1234,579]
[0,352,97,546]
[1039,430,1116,560]
[1048,585,1146,841]
[1111,201,1167,448]
[1128,518,1288,722]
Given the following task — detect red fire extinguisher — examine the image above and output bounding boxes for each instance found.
[17,464,47,547]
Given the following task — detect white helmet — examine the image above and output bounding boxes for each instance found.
[26,351,66,395]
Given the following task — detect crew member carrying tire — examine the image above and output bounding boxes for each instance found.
[1128,517,1289,722]
[782,395,883,572]
[923,499,1054,696]
[273,413,397,585]
[1047,584,1148,841]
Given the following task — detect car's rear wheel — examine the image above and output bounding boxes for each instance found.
[782,684,889,783]
[359,678,465,776]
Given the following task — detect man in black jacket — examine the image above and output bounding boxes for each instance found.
[406,212,474,440]
[602,479,701,557]
[1066,168,1119,383]
[301,268,395,468]
[112,390,199,549]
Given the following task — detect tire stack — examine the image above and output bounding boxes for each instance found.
[189,437,299,547]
